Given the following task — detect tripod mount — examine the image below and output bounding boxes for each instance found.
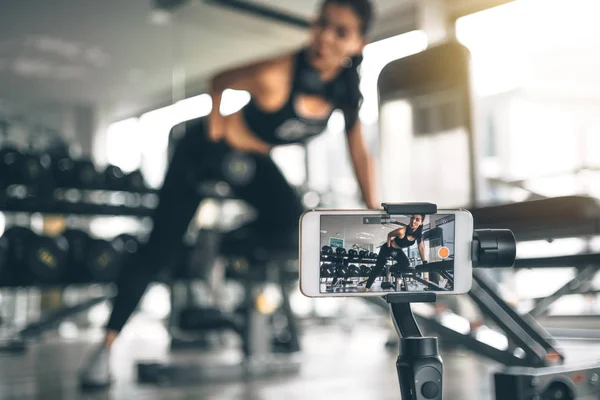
[381,202,516,400]
[387,292,441,400]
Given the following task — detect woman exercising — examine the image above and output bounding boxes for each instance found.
[364,214,427,292]
[80,0,377,389]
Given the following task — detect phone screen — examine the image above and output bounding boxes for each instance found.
[319,213,455,293]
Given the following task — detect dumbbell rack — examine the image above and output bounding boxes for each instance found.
[0,183,157,353]
[0,186,158,217]
[320,252,378,289]
[320,252,427,292]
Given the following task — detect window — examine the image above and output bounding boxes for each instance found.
[106,118,142,173]
[456,0,600,314]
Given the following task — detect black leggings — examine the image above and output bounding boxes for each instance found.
[106,117,304,332]
[365,244,409,289]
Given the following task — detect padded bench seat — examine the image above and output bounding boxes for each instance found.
[220,224,299,261]
[470,196,600,241]
[219,224,299,283]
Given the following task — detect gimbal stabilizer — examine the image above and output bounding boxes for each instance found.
[381,202,516,400]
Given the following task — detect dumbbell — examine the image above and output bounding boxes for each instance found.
[336,265,349,278]
[328,261,339,274]
[0,147,24,185]
[87,237,120,283]
[348,265,361,278]
[345,264,356,278]
[0,147,24,187]
[21,152,53,191]
[335,247,347,257]
[63,230,140,283]
[125,169,147,192]
[321,245,333,256]
[114,234,140,258]
[53,156,99,189]
[0,148,53,194]
[359,265,371,277]
[62,229,93,283]
[369,252,377,259]
[87,234,139,282]
[348,249,358,259]
[320,264,327,278]
[2,226,68,285]
[102,164,126,191]
[381,282,395,290]
[358,250,368,259]
[320,264,335,278]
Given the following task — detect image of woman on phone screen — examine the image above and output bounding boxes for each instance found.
[363,214,427,292]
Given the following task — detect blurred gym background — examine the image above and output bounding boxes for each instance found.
[1,0,600,398]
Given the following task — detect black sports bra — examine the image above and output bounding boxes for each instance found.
[394,235,416,249]
[241,49,340,146]
[394,228,422,248]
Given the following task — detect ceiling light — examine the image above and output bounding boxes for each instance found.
[150,9,172,25]
[303,191,321,209]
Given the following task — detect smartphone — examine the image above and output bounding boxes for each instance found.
[299,209,473,297]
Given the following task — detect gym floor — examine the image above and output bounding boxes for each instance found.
[1,315,598,400]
